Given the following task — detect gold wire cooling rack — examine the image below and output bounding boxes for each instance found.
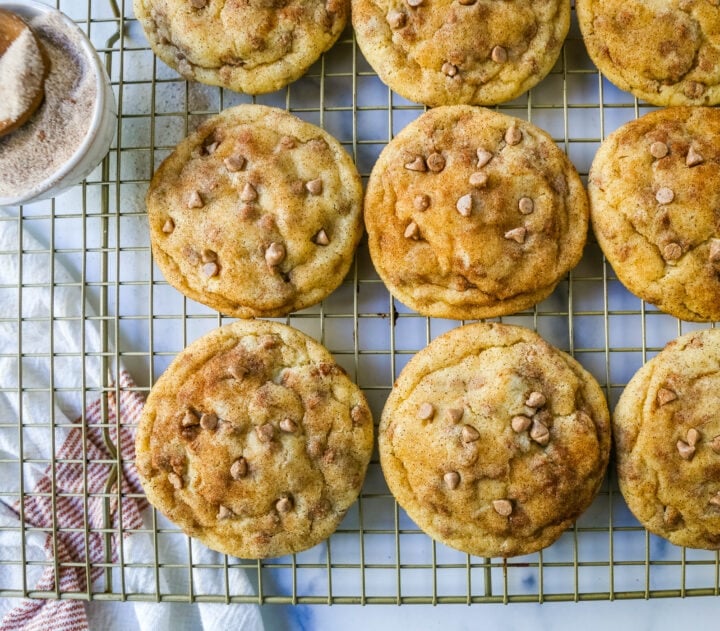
[1,0,720,607]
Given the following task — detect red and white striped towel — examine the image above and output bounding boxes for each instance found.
[1,372,147,631]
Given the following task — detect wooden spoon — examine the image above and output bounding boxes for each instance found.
[0,9,48,138]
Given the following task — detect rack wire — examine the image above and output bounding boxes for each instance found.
[1,0,719,607]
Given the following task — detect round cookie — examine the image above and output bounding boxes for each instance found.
[352,0,569,106]
[364,105,589,319]
[614,329,720,549]
[589,107,720,322]
[146,104,363,318]
[577,0,720,106]
[135,320,374,559]
[133,0,348,95]
[379,322,611,558]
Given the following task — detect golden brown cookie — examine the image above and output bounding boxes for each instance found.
[136,319,374,559]
[379,322,611,558]
[364,105,589,319]
[614,328,720,549]
[577,0,720,106]
[133,0,348,94]
[589,107,720,322]
[146,104,363,318]
[352,0,569,106]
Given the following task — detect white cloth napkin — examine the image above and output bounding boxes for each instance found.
[0,210,264,630]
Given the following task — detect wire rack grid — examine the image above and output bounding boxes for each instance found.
[1,0,719,607]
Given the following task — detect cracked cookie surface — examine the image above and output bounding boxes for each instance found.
[352,0,569,106]
[379,322,610,558]
[589,107,720,321]
[577,0,720,106]
[133,0,348,94]
[136,319,373,559]
[364,105,588,319]
[614,329,720,549]
[146,104,363,318]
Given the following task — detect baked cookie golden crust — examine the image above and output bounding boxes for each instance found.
[352,0,569,106]
[146,104,363,318]
[379,323,611,558]
[364,105,588,319]
[133,0,348,94]
[136,320,374,559]
[589,107,720,322]
[577,0,720,106]
[614,329,720,549]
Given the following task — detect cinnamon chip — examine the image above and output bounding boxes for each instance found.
[649,142,668,159]
[492,499,513,516]
[314,229,330,245]
[182,409,199,427]
[168,472,183,489]
[456,194,473,217]
[530,419,550,445]
[306,178,323,195]
[655,187,674,205]
[387,9,406,28]
[476,148,493,167]
[505,126,522,145]
[504,226,527,244]
[414,194,430,211]
[201,249,217,263]
[491,46,508,64]
[279,418,298,433]
[525,392,546,408]
[230,457,248,480]
[677,440,695,461]
[710,435,720,454]
[187,190,204,209]
[663,242,682,261]
[469,172,488,188]
[202,262,218,277]
[657,388,677,406]
[511,415,532,433]
[686,146,704,167]
[427,153,446,172]
[404,221,420,240]
[256,423,274,442]
[200,412,218,430]
[709,239,720,263]
[441,62,458,77]
[265,242,286,267]
[224,154,246,172]
[417,402,435,420]
[404,156,426,172]
[444,471,460,489]
[518,197,534,215]
[240,182,258,202]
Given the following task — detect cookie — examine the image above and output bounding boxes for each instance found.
[364,105,589,319]
[146,104,363,318]
[589,107,720,322]
[577,0,720,106]
[614,329,720,549]
[133,0,348,94]
[379,322,611,558]
[135,319,374,559]
[352,0,569,106]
